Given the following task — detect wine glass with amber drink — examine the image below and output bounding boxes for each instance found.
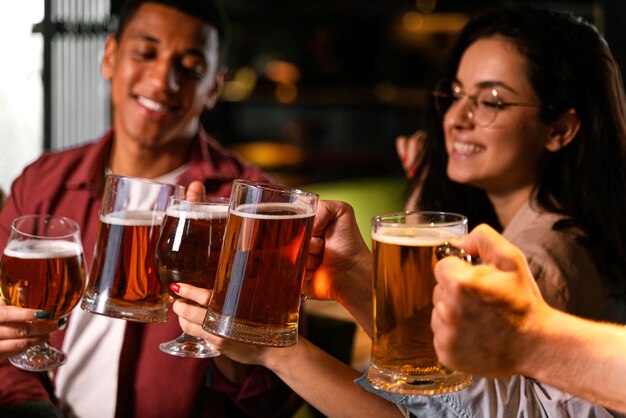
[156,196,229,357]
[0,215,86,371]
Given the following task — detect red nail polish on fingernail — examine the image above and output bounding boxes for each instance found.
[170,283,180,293]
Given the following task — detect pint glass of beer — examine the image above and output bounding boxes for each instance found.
[156,196,229,357]
[368,211,472,395]
[81,175,184,323]
[0,214,86,371]
[202,180,318,347]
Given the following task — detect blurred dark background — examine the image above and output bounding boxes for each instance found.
[206,0,625,185]
[39,0,626,187]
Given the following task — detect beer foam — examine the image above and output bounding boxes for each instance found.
[232,202,315,219]
[4,239,82,259]
[372,227,460,246]
[166,204,228,220]
[101,210,164,226]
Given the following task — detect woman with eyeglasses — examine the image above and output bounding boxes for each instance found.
[383,6,626,414]
[173,7,626,418]
[403,7,626,324]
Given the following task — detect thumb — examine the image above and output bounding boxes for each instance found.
[186,181,206,202]
[455,224,524,272]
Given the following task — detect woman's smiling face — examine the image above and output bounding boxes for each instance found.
[443,36,554,195]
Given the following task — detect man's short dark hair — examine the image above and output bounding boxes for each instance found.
[116,0,230,58]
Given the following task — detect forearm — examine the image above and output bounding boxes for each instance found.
[264,338,401,418]
[337,254,374,338]
[521,308,626,413]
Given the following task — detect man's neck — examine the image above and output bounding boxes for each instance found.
[108,135,193,179]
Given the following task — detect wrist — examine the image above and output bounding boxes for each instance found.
[515,302,560,378]
[260,338,308,374]
[336,251,373,328]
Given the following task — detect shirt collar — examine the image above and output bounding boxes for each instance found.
[63,127,242,192]
[64,130,113,193]
[178,126,245,185]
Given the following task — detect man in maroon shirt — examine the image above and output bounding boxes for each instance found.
[0,1,302,417]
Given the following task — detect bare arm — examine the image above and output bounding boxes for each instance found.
[520,309,626,413]
[432,224,626,414]
[261,338,401,418]
[173,284,402,418]
[304,200,373,336]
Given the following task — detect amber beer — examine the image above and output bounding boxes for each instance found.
[81,211,165,322]
[0,240,85,319]
[1,214,86,371]
[156,203,228,297]
[203,202,315,347]
[368,212,472,395]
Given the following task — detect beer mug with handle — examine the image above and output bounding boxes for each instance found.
[81,175,184,323]
[202,180,318,347]
[368,211,473,395]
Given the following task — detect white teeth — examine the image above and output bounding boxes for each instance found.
[454,141,484,154]
[138,96,166,112]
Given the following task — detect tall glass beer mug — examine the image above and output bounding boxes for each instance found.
[368,211,472,395]
[81,175,184,322]
[0,215,86,371]
[156,196,229,357]
[202,180,318,347]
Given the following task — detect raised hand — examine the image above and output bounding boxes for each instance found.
[395,130,426,179]
[304,200,373,333]
[172,283,274,366]
[431,224,549,377]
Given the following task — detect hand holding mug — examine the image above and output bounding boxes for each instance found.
[432,224,548,377]
[202,180,318,347]
[303,200,373,330]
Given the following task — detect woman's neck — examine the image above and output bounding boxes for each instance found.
[487,185,534,228]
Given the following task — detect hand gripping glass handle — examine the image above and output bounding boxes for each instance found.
[435,242,482,265]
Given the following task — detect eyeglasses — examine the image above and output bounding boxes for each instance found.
[432,80,541,127]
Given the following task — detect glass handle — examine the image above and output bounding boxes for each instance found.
[435,242,482,265]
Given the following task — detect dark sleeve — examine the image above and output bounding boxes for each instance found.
[206,363,302,418]
[0,361,55,405]
[203,308,308,417]
[0,400,63,418]
[0,152,61,250]
[0,174,24,250]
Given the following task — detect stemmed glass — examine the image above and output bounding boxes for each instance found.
[156,196,229,357]
[0,214,86,371]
